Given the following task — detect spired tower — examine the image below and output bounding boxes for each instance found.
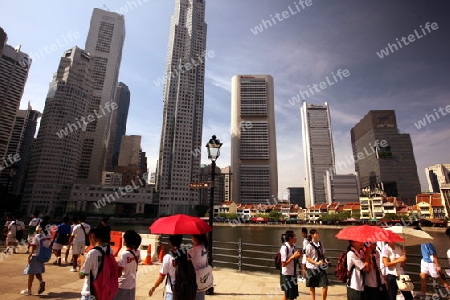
[156,0,207,215]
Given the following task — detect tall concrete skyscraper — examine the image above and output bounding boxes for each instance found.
[350,110,421,204]
[0,44,31,160]
[426,164,450,193]
[105,82,130,171]
[301,102,335,207]
[77,8,125,184]
[1,102,41,194]
[231,75,278,204]
[0,27,6,54]
[156,0,207,215]
[22,47,93,214]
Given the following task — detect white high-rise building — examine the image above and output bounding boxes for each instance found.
[426,164,450,193]
[231,75,278,204]
[0,44,31,160]
[156,0,207,215]
[77,8,125,184]
[301,102,335,207]
[22,47,93,215]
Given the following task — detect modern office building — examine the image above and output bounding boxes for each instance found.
[156,0,207,215]
[22,47,93,215]
[0,44,31,161]
[426,164,450,193]
[231,75,278,204]
[221,166,232,201]
[0,27,6,54]
[105,82,130,171]
[287,187,306,208]
[350,110,421,204]
[323,171,360,204]
[0,102,41,194]
[77,8,125,184]
[199,164,224,207]
[301,102,335,207]
[118,135,141,167]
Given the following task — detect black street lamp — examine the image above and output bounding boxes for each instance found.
[205,135,222,267]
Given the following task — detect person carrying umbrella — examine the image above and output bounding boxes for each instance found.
[346,240,369,300]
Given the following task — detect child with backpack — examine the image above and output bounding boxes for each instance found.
[79,226,118,300]
[346,240,370,300]
[149,234,198,300]
[304,229,329,300]
[20,224,52,295]
[51,216,72,265]
[113,230,141,300]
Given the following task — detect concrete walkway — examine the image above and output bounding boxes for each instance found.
[1,245,445,300]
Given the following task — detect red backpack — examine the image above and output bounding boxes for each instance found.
[90,245,119,300]
[335,249,355,285]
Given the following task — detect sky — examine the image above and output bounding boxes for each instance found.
[1,0,449,199]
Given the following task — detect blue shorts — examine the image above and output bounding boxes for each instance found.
[23,256,45,275]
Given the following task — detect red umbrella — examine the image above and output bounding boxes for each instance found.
[335,225,404,243]
[149,214,212,235]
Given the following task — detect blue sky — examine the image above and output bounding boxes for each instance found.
[1,0,449,199]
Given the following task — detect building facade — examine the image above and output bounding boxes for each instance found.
[426,164,450,193]
[105,82,130,171]
[0,102,41,194]
[77,8,125,184]
[221,165,231,201]
[287,187,305,208]
[0,44,31,161]
[0,27,6,55]
[301,102,335,207]
[324,171,360,204]
[199,164,224,207]
[156,0,207,215]
[22,47,93,215]
[350,110,421,205]
[231,75,278,204]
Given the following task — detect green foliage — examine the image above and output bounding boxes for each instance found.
[383,213,400,220]
[255,212,269,218]
[268,210,283,220]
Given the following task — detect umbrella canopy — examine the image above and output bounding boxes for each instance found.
[149,214,212,235]
[384,226,433,246]
[335,225,404,243]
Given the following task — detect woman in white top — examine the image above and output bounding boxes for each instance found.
[363,242,387,300]
[381,242,413,300]
[346,241,369,300]
[188,234,209,300]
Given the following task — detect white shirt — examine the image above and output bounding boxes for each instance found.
[117,249,141,289]
[188,244,208,271]
[305,240,325,270]
[381,244,405,276]
[30,232,52,256]
[365,249,386,288]
[72,223,91,244]
[347,248,366,291]
[29,218,42,227]
[280,242,296,276]
[80,245,113,296]
[160,253,176,295]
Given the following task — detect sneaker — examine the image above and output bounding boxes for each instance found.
[38,282,45,294]
[20,289,31,295]
[69,268,78,272]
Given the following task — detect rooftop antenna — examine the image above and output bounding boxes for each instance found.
[103,4,111,11]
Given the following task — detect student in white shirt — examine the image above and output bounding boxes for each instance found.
[113,230,141,300]
[300,227,309,282]
[381,242,412,300]
[363,242,387,299]
[188,234,209,300]
[68,216,90,272]
[346,241,369,300]
[305,229,329,300]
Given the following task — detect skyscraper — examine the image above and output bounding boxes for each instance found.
[77,8,125,184]
[106,82,130,171]
[301,102,335,207]
[0,27,6,54]
[22,47,93,214]
[156,0,207,215]
[2,102,41,194]
[350,110,421,204]
[0,44,31,161]
[231,75,278,204]
[425,164,450,193]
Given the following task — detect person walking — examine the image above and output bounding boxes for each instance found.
[299,227,308,282]
[68,216,90,272]
[26,213,41,253]
[51,216,71,265]
[113,230,141,300]
[4,215,19,254]
[381,241,413,300]
[188,234,209,300]
[20,224,52,295]
[149,234,197,300]
[279,230,301,300]
[305,229,329,300]
[346,240,369,300]
[363,242,387,300]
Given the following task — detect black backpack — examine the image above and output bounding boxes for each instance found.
[170,256,197,300]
